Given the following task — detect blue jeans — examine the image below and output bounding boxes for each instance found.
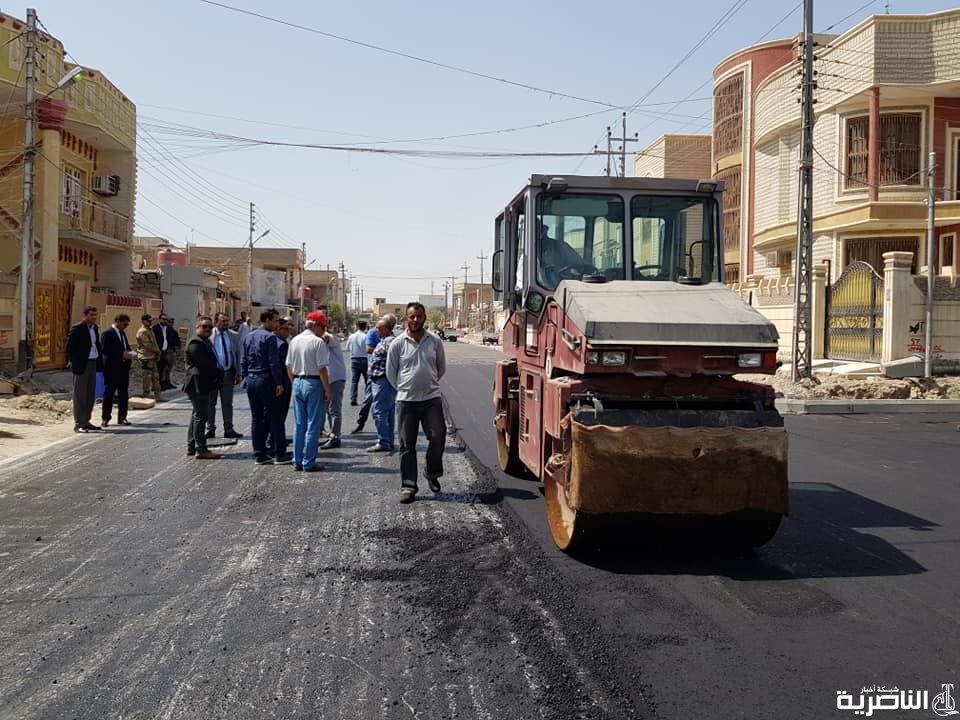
[292,377,326,469]
[357,368,373,427]
[327,379,345,439]
[370,377,396,450]
[350,357,367,404]
[245,374,275,459]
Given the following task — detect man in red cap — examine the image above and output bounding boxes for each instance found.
[284,311,331,471]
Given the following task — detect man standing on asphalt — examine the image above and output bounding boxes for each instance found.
[136,314,162,402]
[267,316,293,462]
[99,313,137,428]
[387,302,447,503]
[66,305,103,434]
[183,316,223,460]
[320,313,347,450]
[286,311,331,472]
[346,320,369,406]
[240,309,287,465]
[366,314,398,454]
[153,314,181,390]
[207,312,243,440]
[350,318,383,435]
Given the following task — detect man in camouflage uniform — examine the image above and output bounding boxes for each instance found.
[136,313,162,401]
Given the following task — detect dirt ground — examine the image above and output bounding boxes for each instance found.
[742,370,960,400]
[0,367,181,464]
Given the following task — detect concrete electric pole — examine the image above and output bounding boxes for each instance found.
[17,8,37,372]
[791,0,815,382]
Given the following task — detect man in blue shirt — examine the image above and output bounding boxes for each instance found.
[240,308,286,465]
[346,320,369,406]
[349,319,383,435]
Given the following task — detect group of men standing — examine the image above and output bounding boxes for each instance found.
[66,307,182,432]
[66,301,449,505]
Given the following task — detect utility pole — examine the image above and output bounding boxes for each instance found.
[791,0,815,382]
[925,151,936,378]
[298,241,306,325]
[338,261,347,320]
[442,281,450,322]
[460,263,469,327]
[594,113,639,178]
[477,250,488,326]
[247,202,256,315]
[17,8,37,372]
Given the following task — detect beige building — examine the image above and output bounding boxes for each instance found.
[186,245,304,312]
[452,282,494,329]
[0,11,136,369]
[634,135,711,180]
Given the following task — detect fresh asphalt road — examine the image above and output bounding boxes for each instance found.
[1,343,958,720]
[442,340,960,719]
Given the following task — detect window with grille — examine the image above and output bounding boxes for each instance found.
[713,74,744,159]
[715,166,741,255]
[61,164,83,216]
[845,113,921,189]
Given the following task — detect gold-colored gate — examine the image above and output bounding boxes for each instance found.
[825,261,883,362]
[34,280,73,369]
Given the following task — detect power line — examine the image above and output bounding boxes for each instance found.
[197,0,624,109]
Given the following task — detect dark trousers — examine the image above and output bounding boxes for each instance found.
[245,374,275,459]
[72,359,97,428]
[102,367,130,422]
[268,380,291,457]
[350,357,368,403]
[397,397,446,490]
[207,369,237,434]
[357,370,373,427]
[187,391,213,452]
[158,349,173,387]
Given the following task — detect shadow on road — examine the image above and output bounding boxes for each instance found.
[566,482,933,580]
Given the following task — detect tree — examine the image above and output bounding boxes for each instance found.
[427,309,445,330]
[326,302,345,330]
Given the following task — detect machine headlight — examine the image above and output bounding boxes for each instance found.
[737,352,762,368]
[602,351,627,366]
[586,351,600,366]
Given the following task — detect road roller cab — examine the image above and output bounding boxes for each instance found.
[490,174,789,551]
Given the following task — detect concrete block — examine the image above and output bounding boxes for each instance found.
[128,397,157,410]
[883,357,923,378]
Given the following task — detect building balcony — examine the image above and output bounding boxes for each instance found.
[59,197,130,250]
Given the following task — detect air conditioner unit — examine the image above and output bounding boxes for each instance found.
[91,174,120,196]
[765,249,793,267]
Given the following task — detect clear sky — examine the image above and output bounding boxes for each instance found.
[27,0,960,304]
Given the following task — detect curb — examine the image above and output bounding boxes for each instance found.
[776,398,960,415]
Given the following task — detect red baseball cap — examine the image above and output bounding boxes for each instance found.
[306,310,330,327]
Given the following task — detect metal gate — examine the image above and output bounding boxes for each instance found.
[825,261,883,362]
[34,280,73,369]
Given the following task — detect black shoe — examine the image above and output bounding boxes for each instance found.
[204,430,216,440]
[348,425,364,435]
[74,425,88,434]
[366,444,390,453]
[118,419,131,426]
[350,401,358,406]
[186,449,196,456]
[273,453,293,465]
[320,439,341,450]
[293,464,303,471]
[84,424,101,431]
[223,430,243,439]
[255,456,272,465]
[302,465,323,473]
[424,473,442,493]
[101,418,110,428]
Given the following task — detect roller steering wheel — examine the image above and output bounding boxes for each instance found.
[633,264,662,279]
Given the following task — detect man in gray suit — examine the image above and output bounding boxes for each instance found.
[207,312,243,439]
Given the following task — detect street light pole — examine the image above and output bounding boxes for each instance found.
[17,9,37,372]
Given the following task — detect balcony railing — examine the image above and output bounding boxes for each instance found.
[60,196,130,244]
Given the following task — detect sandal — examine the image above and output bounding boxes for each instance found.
[399,488,416,504]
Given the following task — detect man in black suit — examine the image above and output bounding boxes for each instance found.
[154,314,181,390]
[100,313,137,427]
[65,305,103,433]
[183,316,224,460]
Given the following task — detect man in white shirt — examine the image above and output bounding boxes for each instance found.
[207,312,243,439]
[285,311,331,472]
[346,320,369,406]
[319,313,347,449]
[386,302,447,503]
